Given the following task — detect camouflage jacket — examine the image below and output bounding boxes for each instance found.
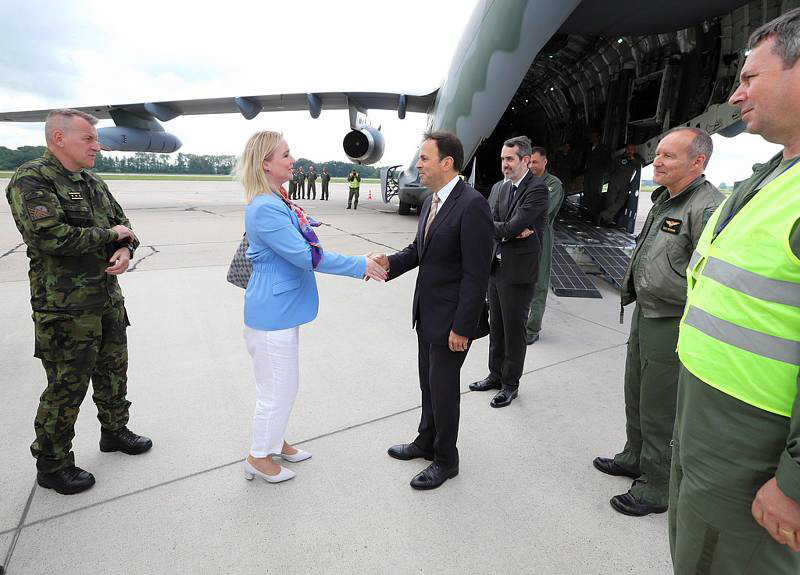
[6,150,139,312]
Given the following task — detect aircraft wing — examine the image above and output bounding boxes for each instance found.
[0,91,438,123]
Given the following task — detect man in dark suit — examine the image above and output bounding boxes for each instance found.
[372,131,493,490]
[469,136,549,407]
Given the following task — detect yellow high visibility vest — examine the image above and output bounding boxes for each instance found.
[677,162,800,416]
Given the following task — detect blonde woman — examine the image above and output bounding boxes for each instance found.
[236,131,387,483]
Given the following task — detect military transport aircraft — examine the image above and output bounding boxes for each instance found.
[2,0,796,297]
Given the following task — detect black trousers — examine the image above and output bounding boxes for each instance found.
[308,182,316,199]
[488,275,536,390]
[412,328,468,468]
[321,184,329,200]
[299,181,306,198]
[347,188,359,208]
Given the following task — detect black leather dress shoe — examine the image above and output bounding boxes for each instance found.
[526,332,539,345]
[410,462,459,490]
[37,465,95,495]
[610,491,667,517]
[387,443,434,461]
[490,388,518,408]
[592,457,639,479]
[100,426,153,455]
[469,376,501,392]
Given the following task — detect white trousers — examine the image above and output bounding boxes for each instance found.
[244,325,299,458]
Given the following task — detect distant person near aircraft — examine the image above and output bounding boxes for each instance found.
[297,166,306,199]
[582,131,612,220]
[346,169,361,209]
[307,165,317,199]
[288,168,298,199]
[597,143,644,227]
[320,167,331,200]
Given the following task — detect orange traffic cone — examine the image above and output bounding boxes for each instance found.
[368,189,373,200]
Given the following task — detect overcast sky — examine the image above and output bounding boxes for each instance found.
[0,0,782,184]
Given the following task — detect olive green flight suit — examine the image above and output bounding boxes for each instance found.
[613,177,724,507]
[526,171,564,336]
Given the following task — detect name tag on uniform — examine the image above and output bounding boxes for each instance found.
[661,218,682,234]
[68,192,83,201]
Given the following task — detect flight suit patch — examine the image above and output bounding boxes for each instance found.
[68,191,83,201]
[27,203,53,221]
[661,218,682,234]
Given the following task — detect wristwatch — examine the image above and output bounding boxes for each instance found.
[126,245,135,258]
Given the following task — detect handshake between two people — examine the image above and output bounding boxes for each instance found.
[361,252,468,352]
[363,252,389,282]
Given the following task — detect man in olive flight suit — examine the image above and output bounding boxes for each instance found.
[297,166,306,199]
[582,131,612,219]
[592,127,723,517]
[288,168,298,199]
[307,165,317,199]
[597,143,644,227]
[524,147,564,345]
[320,167,331,200]
[6,109,153,495]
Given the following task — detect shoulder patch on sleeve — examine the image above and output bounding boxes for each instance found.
[26,202,55,221]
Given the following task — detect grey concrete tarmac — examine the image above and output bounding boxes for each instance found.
[0,180,670,574]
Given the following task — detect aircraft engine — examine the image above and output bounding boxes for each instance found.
[342,126,384,165]
[98,126,182,153]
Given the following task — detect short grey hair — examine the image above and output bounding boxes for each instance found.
[503,135,532,160]
[45,108,98,144]
[748,7,800,69]
[665,127,713,168]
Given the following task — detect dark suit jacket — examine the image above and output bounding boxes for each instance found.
[488,171,549,284]
[388,179,493,346]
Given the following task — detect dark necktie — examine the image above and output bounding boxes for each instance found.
[510,184,517,203]
[424,192,440,242]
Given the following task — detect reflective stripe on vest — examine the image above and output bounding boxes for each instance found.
[678,162,800,417]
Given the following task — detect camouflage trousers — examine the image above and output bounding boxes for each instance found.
[31,302,131,473]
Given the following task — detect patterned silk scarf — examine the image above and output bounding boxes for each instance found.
[276,185,323,269]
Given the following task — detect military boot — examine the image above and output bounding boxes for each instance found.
[100,426,153,455]
[37,465,95,495]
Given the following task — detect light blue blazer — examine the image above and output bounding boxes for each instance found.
[243,193,366,331]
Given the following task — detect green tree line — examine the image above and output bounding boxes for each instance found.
[0,146,381,177]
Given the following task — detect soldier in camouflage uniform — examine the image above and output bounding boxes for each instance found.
[5,109,153,495]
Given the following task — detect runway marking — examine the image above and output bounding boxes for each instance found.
[2,481,36,574]
[127,245,160,272]
[0,340,626,539]
[0,243,24,260]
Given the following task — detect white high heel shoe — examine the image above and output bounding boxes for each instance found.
[276,448,312,463]
[243,459,296,483]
